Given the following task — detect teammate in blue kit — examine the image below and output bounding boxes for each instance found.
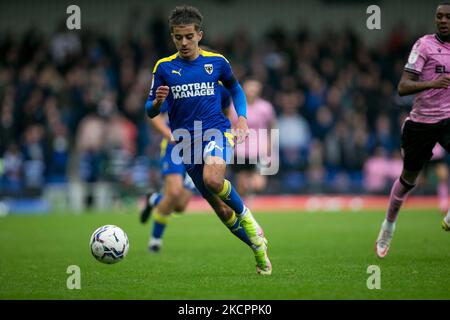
[139,100,196,253]
[144,5,271,275]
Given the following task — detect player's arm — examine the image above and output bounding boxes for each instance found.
[226,80,248,144]
[220,62,248,144]
[398,71,450,96]
[145,66,170,118]
[149,114,173,142]
[223,79,246,119]
[145,86,170,118]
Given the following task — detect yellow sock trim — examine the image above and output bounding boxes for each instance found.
[217,179,231,198]
[225,211,237,227]
[153,210,170,224]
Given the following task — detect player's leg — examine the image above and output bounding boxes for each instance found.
[435,162,449,213]
[441,164,450,230]
[173,190,193,213]
[252,171,267,193]
[173,176,194,213]
[203,159,263,245]
[148,174,185,252]
[376,120,436,258]
[203,157,247,218]
[438,122,450,230]
[140,191,162,224]
[236,163,265,208]
[140,141,174,224]
[173,172,196,213]
[385,169,420,223]
[140,176,191,221]
[250,166,267,208]
[376,168,420,258]
[202,156,271,275]
[235,166,252,197]
[185,159,271,275]
[203,193,271,275]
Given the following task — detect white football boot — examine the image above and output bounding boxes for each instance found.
[442,212,450,232]
[375,220,395,258]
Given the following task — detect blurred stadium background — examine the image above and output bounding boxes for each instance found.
[0,0,448,214]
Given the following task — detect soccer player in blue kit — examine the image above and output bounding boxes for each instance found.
[140,83,232,253]
[145,5,271,275]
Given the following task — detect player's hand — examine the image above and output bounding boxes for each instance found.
[155,86,170,104]
[169,133,177,144]
[162,132,176,144]
[431,75,450,89]
[233,116,249,144]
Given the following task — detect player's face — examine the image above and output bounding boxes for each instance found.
[171,24,203,60]
[435,5,450,38]
[243,80,262,100]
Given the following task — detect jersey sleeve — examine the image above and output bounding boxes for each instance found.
[145,64,166,117]
[218,56,236,87]
[148,66,165,101]
[217,56,247,117]
[404,38,428,75]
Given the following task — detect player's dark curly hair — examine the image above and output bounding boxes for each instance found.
[168,5,203,32]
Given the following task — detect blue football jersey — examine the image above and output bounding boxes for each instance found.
[147,49,234,134]
[159,83,230,113]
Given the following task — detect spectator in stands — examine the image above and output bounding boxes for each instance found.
[231,78,277,198]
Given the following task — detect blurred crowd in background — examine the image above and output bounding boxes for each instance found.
[0,16,448,205]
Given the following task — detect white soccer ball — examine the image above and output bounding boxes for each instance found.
[90,225,129,264]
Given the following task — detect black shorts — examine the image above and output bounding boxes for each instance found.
[401,118,450,172]
[231,157,257,173]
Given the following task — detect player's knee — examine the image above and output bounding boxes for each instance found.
[203,176,224,194]
[401,170,420,186]
[165,184,183,201]
[173,204,186,212]
[174,197,190,212]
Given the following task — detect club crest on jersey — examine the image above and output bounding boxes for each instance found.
[204,64,213,75]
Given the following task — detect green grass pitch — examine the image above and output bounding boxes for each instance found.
[0,209,449,299]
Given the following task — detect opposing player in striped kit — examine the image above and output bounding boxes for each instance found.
[375,3,450,258]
